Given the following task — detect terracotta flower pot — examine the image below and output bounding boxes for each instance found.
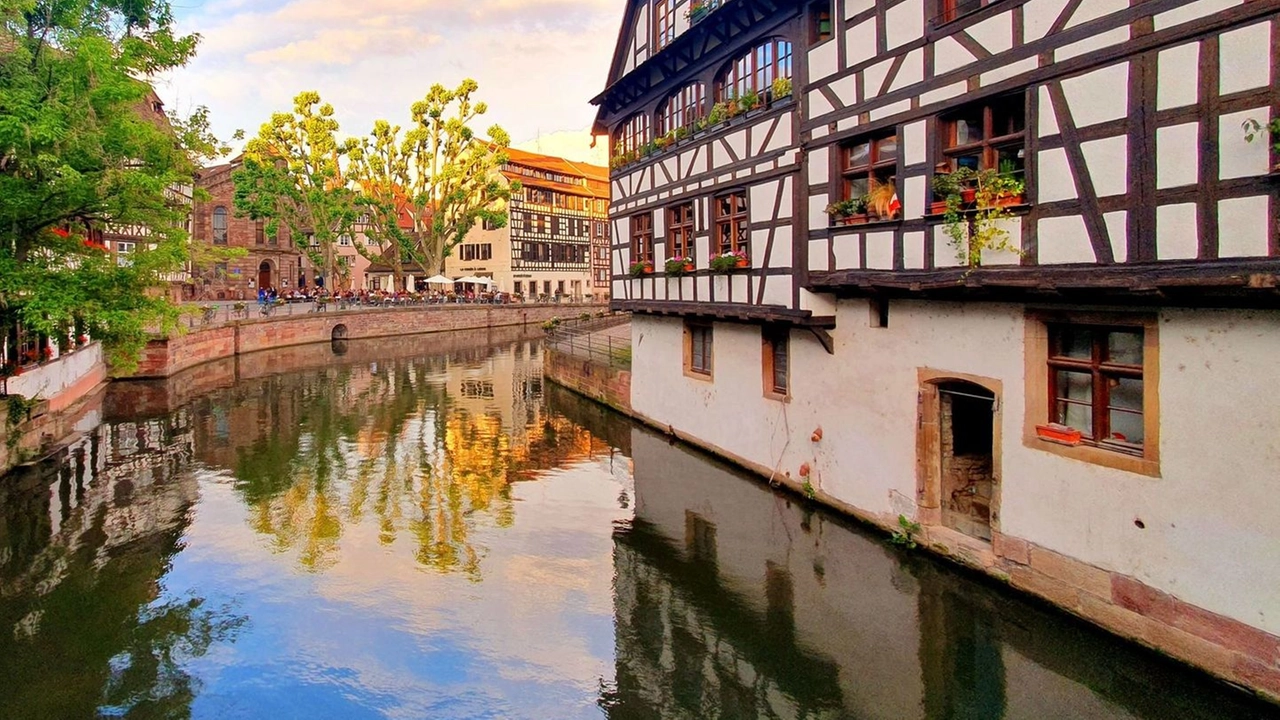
[961,188,977,204]
[683,263,695,273]
[929,200,949,215]
[995,193,1025,208]
[735,258,749,268]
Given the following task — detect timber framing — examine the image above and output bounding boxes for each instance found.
[613,298,836,327]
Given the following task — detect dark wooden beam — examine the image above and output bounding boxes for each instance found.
[612,299,837,328]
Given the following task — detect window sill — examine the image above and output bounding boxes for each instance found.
[830,217,903,230]
[764,390,791,403]
[684,369,714,382]
[1023,435,1160,478]
[924,202,1033,220]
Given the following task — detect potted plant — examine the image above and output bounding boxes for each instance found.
[995,159,1026,206]
[826,197,869,225]
[628,260,654,277]
[930,166,959,215]
[707,102,729,127]
[738,89,762,114]
[686,0,716,23]
[709,249,748,271]
[866,179,900,220]
[938,167,1026,267]
[771,76,793,101]
[664,257,696,275]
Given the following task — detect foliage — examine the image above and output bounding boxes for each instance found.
[0,0,208,371]
[541,317,561,332]
[628,260,653,277]
[937,167,1025,267]
[826,197,868,218]
[772,76,793,100]
[664,257,694,275]
[737,89,760,114]
[708,250,748,272]
[707,102,729,126]
[802,479,817,500]
[347,80,516,290]
[233,91,360,290]
[891,514,922,549]
[1242,117,1280,168]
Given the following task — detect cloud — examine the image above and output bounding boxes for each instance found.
[160,0,625,154]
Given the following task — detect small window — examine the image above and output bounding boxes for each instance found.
[940,95,1026,176]
[654,0,676,50]
[685,322,713,378]
[212,207,228,245]
[255,220,265,245]
[513,281,523,295]
[809,2,833,44]
[939,0,1005,25]
[1048,325,1145,454]
[763,326,789,397]
[631,213,654,265]
[713,191,748,256]
[842,132,900,218]
[667,203,695,262]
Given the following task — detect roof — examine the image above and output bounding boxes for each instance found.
[503,147,610,200]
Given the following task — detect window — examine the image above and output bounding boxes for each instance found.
[212,207,228,245]
[631,213,654,265]
[214,261,228,279]
[940,95,1026,176]
[842,132,899,209]
[939,0,1004,25]
[116,241,135,267]
[614,113,651,157]
[717,38,793,101]
[685,322,713,378]
[809,2,833,44]
[713,191,748,256]
[667,203,695,262]
[339,234,352,247]
[460,243,493,261]
[514,281,523,295]
[654,0,676,50]
[660,83,706,134]
[255,220,265,245]
[1048,325,1145,454]
[763,326,789,397]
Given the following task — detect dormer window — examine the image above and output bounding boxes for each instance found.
[716,38,793,102]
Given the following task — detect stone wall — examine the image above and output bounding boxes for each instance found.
[125,304,604,379]
[543,348,633,417]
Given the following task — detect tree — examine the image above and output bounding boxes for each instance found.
[233,92,360,291]
[0,0,207,371]
[349,79,518,291]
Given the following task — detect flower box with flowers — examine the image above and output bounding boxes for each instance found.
[628,260,655,277]
[709,250,749,272]
[664,257,696,276]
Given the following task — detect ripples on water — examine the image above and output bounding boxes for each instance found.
[0,328,1274,719]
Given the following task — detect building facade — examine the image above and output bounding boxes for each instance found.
[191,160,308,300]
[444,148,611,300]
[595,0,1280,699]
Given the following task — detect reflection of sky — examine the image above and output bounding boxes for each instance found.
[161,458,630,719]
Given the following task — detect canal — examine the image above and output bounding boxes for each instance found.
[0,328,1274,719]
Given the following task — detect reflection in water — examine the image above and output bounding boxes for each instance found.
[0,330,1275,719]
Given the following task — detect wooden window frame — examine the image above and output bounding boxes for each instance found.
[716,38,793,102]
[684,321,714,379]
[630,213,654,265]
[713,190,749,256]
[212,206,229,246]
[939,94,1027,176]
[660,83,706,135]
[938,0,1005,25]
[654,0,676,51]
[254,220,265,245]
[667,203,695,262]
[841,131,900,208]
[1023,311,1161,477]
[808,1,833,45]
[614,113,651,156]
[762,325,790,400]
[1047,324,1145,455]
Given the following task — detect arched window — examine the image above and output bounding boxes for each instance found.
[716,38,793,101]
[660,83,706,135]
[613,113,651,157]
[212,207,228,246]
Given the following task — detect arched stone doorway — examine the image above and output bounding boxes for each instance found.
[917,371,1003,542]
[258,260,274,291]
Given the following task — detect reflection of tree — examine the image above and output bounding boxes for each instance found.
[0,420,245,719]
[215,340,609,579]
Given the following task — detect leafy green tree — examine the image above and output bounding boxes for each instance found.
[0,0,209,371]
[349,79,517,290]
[233,92,360,290]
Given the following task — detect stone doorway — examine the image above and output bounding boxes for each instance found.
[916,372,1003,543]
[258,260,273,291]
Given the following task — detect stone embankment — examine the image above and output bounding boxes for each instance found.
[126,303,606,379]
[541,318,633,416]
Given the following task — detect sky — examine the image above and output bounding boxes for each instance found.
[156,0,625,166]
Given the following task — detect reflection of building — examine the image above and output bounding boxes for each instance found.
[191,159,307,299]
[443,148,610,300]
[609,428,1267,719]
[595,0,1280,692]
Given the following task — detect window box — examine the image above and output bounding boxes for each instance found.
[836,213,872,226]
[1035,423,1082,446]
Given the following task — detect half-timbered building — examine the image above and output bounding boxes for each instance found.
[594,0,1280,699]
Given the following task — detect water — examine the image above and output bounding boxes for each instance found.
[0,328,1274,720]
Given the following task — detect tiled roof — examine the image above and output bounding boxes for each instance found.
[503,148,610,200]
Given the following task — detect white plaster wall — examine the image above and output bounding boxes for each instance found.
[8,343,103,400]
[630,302,1280,636]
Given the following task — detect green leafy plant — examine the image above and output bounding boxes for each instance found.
[825,196,868,221]
[541,317,562,332]
[891,514,922,549]
[707,102,729,126]
[938,167,1025,267]
[628,260,654,277]
[708,250,748,272]
[1242,117,1280,171]
[771,76,793,100]
[738,89,761,114]
[802,480,817,500]
[664,257,695,275]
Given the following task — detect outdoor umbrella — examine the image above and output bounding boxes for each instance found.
[425,275,453,285]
